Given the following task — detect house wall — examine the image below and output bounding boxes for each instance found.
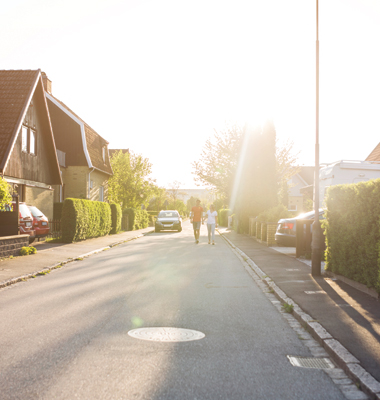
[89,170,108,202]
[5,85,60,186]
[57,166,109,202]
[61,166,89,200]
[288,196,304,213]
[25,186,54,220]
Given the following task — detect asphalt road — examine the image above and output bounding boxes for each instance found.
[0,224,348,399]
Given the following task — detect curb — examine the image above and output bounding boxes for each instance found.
[0,231,153,290]
[219,231,380,400]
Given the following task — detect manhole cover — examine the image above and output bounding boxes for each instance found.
[287,356,334,369]
[128,327,205,342]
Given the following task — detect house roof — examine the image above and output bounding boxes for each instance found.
[0,70,62,183]
[366,142,380,162]
[0,70,39,171]
[298,166,314,186]
[46,92,113,175]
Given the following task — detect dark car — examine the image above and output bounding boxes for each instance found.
[27,205,50,240]
[155,210,182,232]
[16,202,36,244]
[275,209,324,247]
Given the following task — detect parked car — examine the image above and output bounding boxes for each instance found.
[155,210,182,232]
[275,209,324,247]
[27,205,50,240]
[15,202,36,244]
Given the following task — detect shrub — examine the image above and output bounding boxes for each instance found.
[324,179,380,293]
[61,198,112,243]
[123,208,149,231]
[110,203,122,234]
[219,209,231,227]
[20,246,37,256]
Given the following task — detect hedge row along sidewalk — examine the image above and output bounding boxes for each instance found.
[218,228,380,400]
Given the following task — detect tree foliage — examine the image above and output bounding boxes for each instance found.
[192,121,299,232]
[108,151,158,209]
[0,177,12,211]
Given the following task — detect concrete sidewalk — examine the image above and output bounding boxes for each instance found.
[0,227,154,288]
[218,228,380,399]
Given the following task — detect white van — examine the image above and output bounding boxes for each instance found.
[319,160,380,205]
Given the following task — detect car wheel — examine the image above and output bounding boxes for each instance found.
[178,227,182,232]
[29,237,35,244]
[155,228,160,233]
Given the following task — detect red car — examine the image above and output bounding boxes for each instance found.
[27,205,50,240]
[17,202,36,244]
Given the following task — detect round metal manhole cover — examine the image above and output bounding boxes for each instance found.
[128,327,205,342]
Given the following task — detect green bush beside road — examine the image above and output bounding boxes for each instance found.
[61,198,112,243]
[324,179,380,293]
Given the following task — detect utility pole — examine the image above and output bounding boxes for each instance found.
[312,0,322,277]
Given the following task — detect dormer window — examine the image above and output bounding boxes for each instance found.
[21,125,37,155]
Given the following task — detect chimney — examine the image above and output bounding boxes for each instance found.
[41,71,52,94]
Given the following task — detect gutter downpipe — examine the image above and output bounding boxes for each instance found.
[88,167,95,200]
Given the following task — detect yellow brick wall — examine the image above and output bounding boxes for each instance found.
[25,186,54,220]
[53,167,109,202]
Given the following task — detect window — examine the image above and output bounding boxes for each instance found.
[22,126,28,152]
[102,146,106,163]
[99,186,104,202]
[288,204,297,211]
[29,129,36,155]
[21,126,37,155]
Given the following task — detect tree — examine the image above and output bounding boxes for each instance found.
[193,121,299,232]
[108,150,158,209]
[0,177,12,210]
[147,187,169,211]
[192,123,242,201]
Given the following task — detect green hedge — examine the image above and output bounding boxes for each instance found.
[110,203,122,234]
[61,198,112,243]
[219,209,231,227]
[53,202,64,220]
[324,179,380,293]
[123,208,149,231]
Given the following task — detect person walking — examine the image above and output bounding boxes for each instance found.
[206,204,218,245]
[190,199,204,244]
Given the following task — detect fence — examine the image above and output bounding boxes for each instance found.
[48,220,61,239]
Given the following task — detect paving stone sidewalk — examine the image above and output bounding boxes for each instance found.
[218,228,380,400]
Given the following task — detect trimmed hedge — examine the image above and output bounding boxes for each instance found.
[53,202,64,220]
[324,179,380,293]
[219,209,231,227]
[123,208,149,231]
[110,203,122,234]
[61,198,112,243]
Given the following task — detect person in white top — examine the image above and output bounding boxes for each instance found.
[206,204,218,245]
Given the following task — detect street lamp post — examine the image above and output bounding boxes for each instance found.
[312,0,322,276]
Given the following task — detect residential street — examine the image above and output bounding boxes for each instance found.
[0,224,352,399]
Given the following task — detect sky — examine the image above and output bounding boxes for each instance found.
[1,0,379,189]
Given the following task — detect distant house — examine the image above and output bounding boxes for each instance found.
[109,149,129,158]
[42,73,113,203]
[0,70,62,220]
[287,166,314,213]
[366,143,380,162]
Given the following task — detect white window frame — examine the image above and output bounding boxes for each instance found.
[99,186,104,202]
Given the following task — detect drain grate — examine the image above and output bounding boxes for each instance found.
[128,327,205,342]
[287,356,335,369]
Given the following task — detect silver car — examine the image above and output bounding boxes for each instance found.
[155,210,182,232]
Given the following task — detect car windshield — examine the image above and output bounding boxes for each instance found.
[28,206,45,218]
[19,204,32,219]
[158,212,178,218]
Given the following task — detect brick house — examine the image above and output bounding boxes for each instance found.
[0,70,62,220]
[42,73,113,203]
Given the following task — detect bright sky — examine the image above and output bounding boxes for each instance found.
[1,0,379,189]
